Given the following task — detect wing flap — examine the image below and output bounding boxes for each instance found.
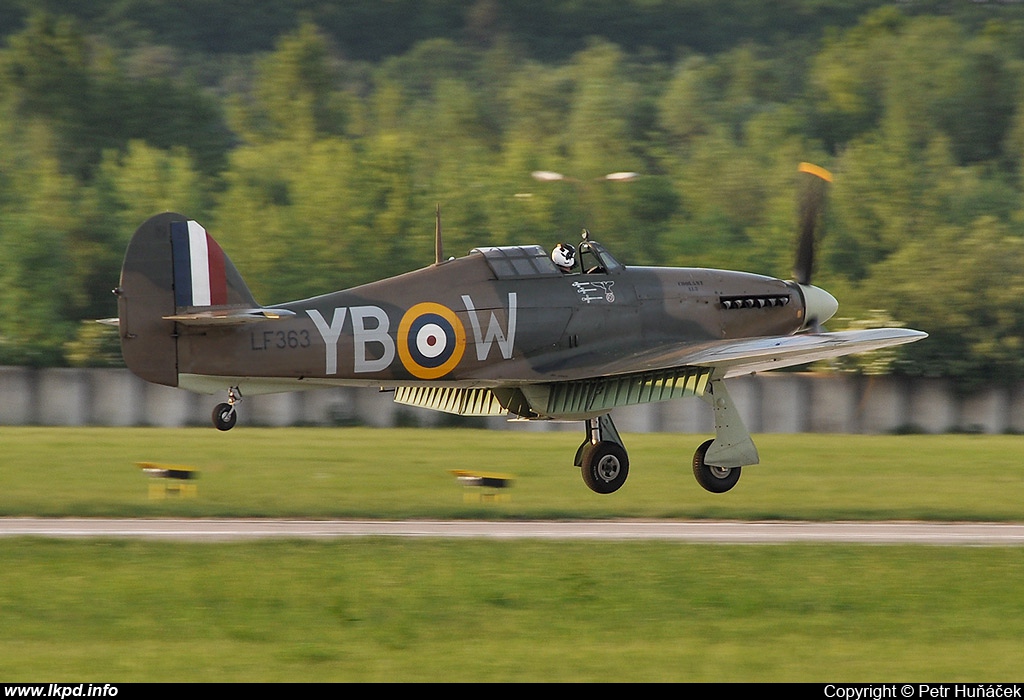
[393,386,510,416]
[521,366,713,419]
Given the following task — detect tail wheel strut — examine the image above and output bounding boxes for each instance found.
[212,386,241,431]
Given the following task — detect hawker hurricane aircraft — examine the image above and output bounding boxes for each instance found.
[110,163,925,494]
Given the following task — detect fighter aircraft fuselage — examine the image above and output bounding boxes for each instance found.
[171,249,805,390]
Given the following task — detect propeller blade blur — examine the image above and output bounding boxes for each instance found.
[793,162,833,286]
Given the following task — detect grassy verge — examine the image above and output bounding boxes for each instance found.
[0,427,1021,520]
[1,539,1023,682]
[2,427,1022,681]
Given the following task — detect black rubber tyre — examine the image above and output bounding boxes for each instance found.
[580,441,629,494]
[692,439,741,493]
[212,403,237,431]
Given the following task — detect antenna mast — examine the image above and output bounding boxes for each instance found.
[434,203,444,265]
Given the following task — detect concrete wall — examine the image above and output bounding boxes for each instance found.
[2,366,1023,434]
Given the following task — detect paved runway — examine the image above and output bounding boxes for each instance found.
[2,518,1024,544]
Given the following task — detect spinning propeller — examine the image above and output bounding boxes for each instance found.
[791,162,838,332]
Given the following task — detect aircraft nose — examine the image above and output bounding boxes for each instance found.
[796,284,838,330]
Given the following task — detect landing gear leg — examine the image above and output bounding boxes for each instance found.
[693,379,759,493]
[212,386,241,431]
[575,414,629,494]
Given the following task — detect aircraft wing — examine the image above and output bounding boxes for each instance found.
[395,327,926,419]
[610,327,927,379]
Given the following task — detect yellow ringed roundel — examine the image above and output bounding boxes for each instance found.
[397,302,467,379]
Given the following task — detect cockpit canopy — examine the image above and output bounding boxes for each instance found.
[576,239,623,275]
[472,239,623,279]
[471,245,561,279]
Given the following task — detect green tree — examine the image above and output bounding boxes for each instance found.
[1,12,96,177]
[0,122,81,364]
[92,140,209,238]
[809,7,903,151]
[234,22,351,144]
[2,12,231,179]
[856,217,1024,391]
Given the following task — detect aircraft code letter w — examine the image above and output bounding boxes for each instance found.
[461,293,517,361]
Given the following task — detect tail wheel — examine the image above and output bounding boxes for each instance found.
[580,441,629,494]
[212,403,237,431]
[692,439,741,493]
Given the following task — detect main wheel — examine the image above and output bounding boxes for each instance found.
[212,403,237,431]
[692,439,741,493]
[580,441,629,494]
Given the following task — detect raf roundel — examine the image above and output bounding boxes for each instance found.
[397,302,467,379]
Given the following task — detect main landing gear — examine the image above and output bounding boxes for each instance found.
[575,415,629,494]
[212,386,241,431]
[573,379,759,495]
[692,438,741,493]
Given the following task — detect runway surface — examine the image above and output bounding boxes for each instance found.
[2,518,1024,544]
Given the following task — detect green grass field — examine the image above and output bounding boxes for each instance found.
[1,427,1022,519]
[2,539,1023,682]
[1,427,1023,681]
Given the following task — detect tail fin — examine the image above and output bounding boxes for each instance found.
[118,213,256,386]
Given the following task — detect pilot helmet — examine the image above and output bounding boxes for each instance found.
[552,242,576,269]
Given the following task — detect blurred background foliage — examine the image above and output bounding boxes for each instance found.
[1,1,1023,393]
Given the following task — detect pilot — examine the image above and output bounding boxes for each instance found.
[551,242,576,273]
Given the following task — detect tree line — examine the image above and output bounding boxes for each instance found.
[1,5,1024,393]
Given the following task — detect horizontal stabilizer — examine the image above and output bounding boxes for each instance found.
[163,308,296,326]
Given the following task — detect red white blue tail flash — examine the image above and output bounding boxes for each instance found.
[171,220,227,307]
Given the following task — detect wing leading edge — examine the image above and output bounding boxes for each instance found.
[670,327,928,378]
[532,327,928,383]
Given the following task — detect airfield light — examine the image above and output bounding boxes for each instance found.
[531,170,568,182]
[530,169,640,231]
[532,170,639,183]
